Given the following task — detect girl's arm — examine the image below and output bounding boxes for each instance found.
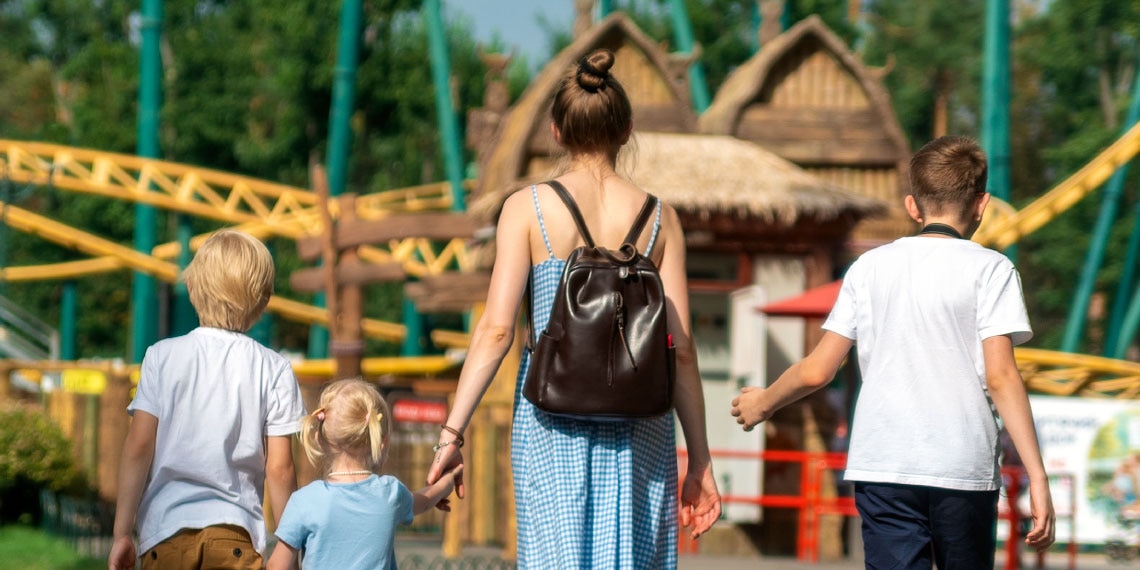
[426,191,533,490]
[656,205,722,539]
[413,465,463,515]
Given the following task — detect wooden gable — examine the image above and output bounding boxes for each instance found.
[700,15,914,249]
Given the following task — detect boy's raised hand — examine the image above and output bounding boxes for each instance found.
[730,386,771,431]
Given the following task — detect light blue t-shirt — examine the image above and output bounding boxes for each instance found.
[275,475,415,569]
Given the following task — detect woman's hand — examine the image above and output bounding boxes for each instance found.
[426,439,465,502]
[680,461,721,540]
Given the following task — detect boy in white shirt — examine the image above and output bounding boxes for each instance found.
[110,229,306,570]
[731,136,1055,568]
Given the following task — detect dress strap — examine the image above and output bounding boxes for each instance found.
[645,199,663,256]
[531,185,555,258]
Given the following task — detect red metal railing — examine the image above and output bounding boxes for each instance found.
[679,449,1077,567]
[677,448,854,562]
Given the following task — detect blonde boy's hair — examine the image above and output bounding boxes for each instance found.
[908,136,988,219]
[181,229,275,332]
[301,378,391,475]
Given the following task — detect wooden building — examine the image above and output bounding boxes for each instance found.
[699,14,914,252]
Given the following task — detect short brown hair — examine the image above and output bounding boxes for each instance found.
[908,136,988,219]
[181,229,274,332]
[550,49,632,153]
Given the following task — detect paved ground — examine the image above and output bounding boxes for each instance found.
[394,537,1110,569]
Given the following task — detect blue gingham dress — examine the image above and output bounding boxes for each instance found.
[510,185,678,569]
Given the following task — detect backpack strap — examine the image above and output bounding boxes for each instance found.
[623,195,659,247]
[547,180,659,251]
[545,180,596,248]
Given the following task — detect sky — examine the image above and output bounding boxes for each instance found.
[441,0,576,65]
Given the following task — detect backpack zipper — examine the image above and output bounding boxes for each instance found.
[613,292,637,386]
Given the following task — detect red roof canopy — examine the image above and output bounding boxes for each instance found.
[758,280,842,318]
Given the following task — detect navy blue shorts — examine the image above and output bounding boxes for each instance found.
[855,482,999,569]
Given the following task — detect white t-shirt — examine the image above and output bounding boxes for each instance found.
[823,236,1032,491]
[128,327,306,555]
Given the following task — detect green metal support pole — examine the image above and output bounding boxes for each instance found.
[668,0,711,113]
[172,214,196,335]
[1115,280,1140,358]
[61,281,77,360]
[0,179,8,298]
[750,2,761,53]
[131,0,162,363]
[425,0,466,213]
[310,0,363,359]
[597,0,614,18]
[1104,63,1140,357]
[981,0,1012,257]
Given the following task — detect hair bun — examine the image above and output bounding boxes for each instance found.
[577,49,615,92]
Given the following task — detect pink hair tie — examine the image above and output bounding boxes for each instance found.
[312,407,326,422]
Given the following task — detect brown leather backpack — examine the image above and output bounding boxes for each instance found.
[523,180,676,420]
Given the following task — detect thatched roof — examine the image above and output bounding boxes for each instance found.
[623,132,884,224]
[698,14,907,160]
[474,12,695,205]
[471,131,885,225]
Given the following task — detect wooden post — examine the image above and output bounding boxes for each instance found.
[332,195,364,380]
[98,370,132,501]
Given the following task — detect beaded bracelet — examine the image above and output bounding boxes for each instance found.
[440,424,465,448]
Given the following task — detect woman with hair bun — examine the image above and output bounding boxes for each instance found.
[428,48,721,568]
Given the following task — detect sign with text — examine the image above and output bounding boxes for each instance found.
[1027,395,1140,545]
[391,398,448,425]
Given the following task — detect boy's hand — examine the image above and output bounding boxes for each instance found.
[108,535,137,570]
[730,386,771,431]
[1025,481,1056,552]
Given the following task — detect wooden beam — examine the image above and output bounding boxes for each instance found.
[296,213,478,260]
[289,262,406,292]
[404,272,491,312]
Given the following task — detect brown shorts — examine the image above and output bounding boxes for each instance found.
[141,524,262,570]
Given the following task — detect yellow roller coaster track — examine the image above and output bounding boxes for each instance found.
[973,120,1140,249]
[0,139,477,348]
[6,125,1140,394]
[0,140,477,280]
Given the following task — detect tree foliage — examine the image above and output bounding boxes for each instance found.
[5,0,1140,355]
[0,0,498,356]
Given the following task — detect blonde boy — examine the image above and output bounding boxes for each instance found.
[110,229,306,570]
[731,136,1055,568]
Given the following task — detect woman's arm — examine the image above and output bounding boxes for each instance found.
[656,205,721,539]
[426,191,533,490]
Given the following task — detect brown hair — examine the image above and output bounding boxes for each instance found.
[908,136,988,219]
[300,378,391,476]
[550,49,632,153]
[181,229,275,332]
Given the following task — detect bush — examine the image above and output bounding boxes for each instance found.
[0,404,85,523]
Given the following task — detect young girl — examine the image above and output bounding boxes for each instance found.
[267,378,461,570]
